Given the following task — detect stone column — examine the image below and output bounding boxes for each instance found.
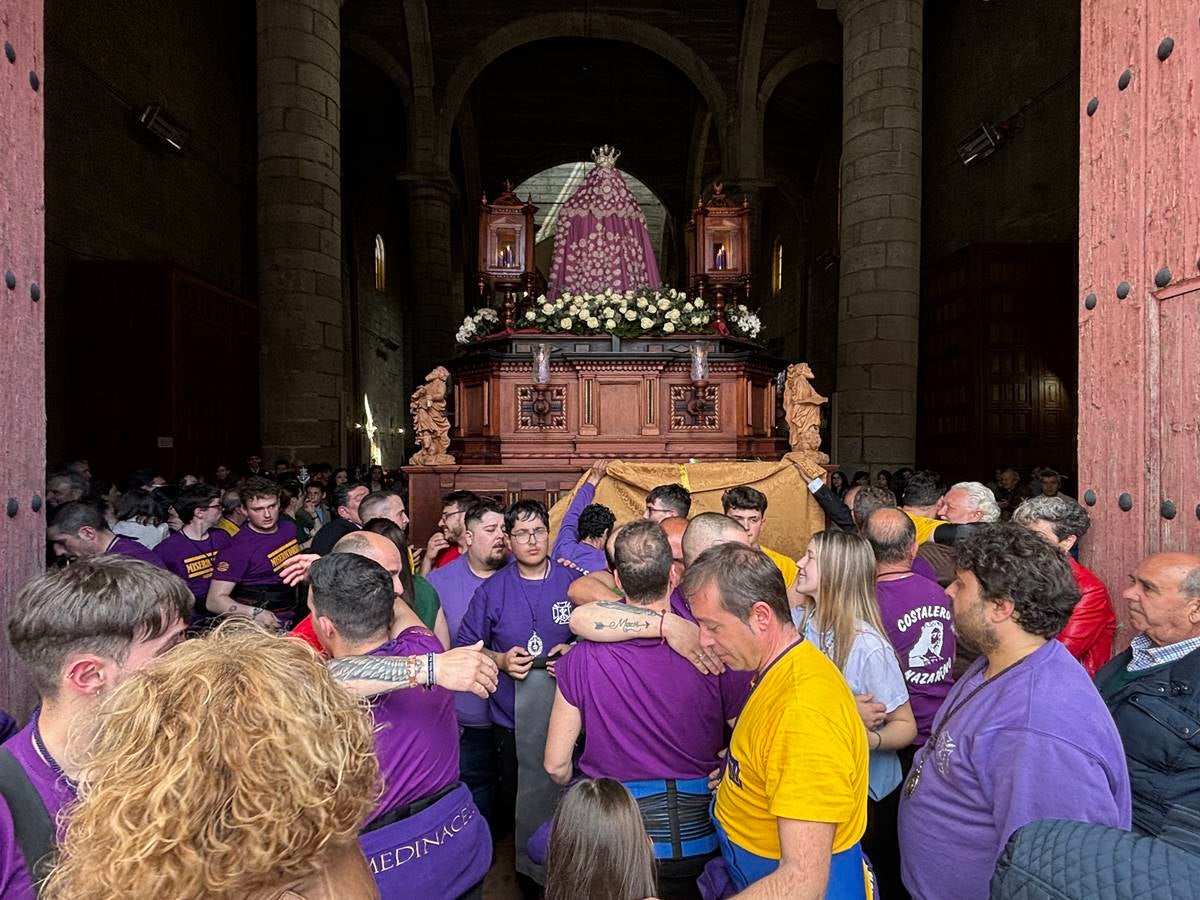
[405,177,459,383]
[256,0,344,464]
[834,0,922,473]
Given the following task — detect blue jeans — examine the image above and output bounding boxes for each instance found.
[459,725,499,836]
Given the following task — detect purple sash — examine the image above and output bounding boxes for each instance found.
[359,782,491,898]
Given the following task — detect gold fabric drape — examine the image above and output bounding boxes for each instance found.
[548,460,826,560]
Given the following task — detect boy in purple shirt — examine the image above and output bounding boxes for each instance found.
[47,500,165,568]
[863,508,956,744]
[157,483,231,621]
[546,521,750,899]
[551,460,614,575]
[898,525,1131,900]
[206,477,301,628]
[1,557,191,899]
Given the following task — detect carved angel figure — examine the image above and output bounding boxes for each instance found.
[409,367,456,466]
[783,362,828,458]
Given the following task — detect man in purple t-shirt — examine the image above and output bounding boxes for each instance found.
[1,557,191,899]
[157,483,231,621]
[47,500,164,568]
[456,499,580,846]
[547,521,750,898]
[898,525,1131,900]
[206,476,301,628]
[426,497,509,827]
[863,508,955,746]
[551,460,614,575]
[308,552,459,819]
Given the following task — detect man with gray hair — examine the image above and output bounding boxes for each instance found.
[45,470,87,512]
[937,481,1001,524]
[357,490,409,532]
[1097,552,1200,853]
[1013,495,1116,676]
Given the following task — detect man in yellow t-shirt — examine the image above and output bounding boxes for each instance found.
[682,543,870,898]
[722,486,800,591]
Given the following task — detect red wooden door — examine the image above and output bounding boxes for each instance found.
[0,0,45,719]
[1079,1,1200,642]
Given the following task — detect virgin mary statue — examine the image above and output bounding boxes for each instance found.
[546,146,662,298]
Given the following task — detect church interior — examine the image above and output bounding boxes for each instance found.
[39,0,1082,486]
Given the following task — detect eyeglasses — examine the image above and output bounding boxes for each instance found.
[646,506,674,515]
[509,527,549,543]
[439,509,465,522]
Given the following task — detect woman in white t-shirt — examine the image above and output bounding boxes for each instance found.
[793,529,917,896]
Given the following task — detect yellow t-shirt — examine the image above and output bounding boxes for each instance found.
[761,546,799,591]
[715,640,869,858]
[905,512,941,545]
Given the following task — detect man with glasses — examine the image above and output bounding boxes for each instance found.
[418,490,481,575]
[644,483,691,523]
[157,482,231,624]
[456,499,582,865]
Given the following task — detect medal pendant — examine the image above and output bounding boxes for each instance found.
[527,632,544,656]
[904,769,920,797]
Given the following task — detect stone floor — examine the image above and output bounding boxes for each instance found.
[482,834,523,899]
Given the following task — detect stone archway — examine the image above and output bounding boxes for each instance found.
[437,13,729,172]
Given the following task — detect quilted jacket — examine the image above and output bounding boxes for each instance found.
[991,818,1200,899]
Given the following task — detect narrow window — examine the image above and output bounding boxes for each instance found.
[771,238,784,295]
[374,234,386,291]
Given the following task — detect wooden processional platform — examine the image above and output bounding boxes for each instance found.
[403,333,790,543]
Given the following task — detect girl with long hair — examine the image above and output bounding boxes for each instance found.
[42,623,381,900]
[793,529,917,897]
[546,778,658,900]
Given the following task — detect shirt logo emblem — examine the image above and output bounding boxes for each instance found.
[908,620,946,668]
[933,729,957,777]
[552,600,572,625]
[216,561,231,573]
[725,755,742,788]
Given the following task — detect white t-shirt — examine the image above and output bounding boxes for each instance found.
[797,613,910,799]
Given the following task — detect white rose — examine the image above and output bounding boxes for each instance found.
[693,298,704,308]
[560,317,573,329]
[618,299,628,310]
[691,315,705,325]
[605,318,617,330]
[683,302,694,312]
[586,317,600,329]
[657,298,671,311]
[663,322,676,333]
[666,309,681,321]
[624,310,638,321]
[636,298,648,309]
[526,310,536,321]
[604,287,614,297]
[668,288,678,298]
[624,290,635,300]
[541,302,554,314]
[640,317,654,330]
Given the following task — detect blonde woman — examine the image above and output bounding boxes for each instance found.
[793,529,917,897]
[42,623,381,900]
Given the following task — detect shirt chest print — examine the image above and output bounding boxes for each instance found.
[933,729,957,777]
[551,600,572,625]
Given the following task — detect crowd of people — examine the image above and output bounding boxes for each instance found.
[0,454,1197,899]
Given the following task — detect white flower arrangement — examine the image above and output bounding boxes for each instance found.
[455,289,762,344]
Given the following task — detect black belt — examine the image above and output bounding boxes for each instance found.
[361,781,457,835]
[232,584,297,612]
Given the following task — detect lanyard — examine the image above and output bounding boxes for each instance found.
[904,652,1034,797]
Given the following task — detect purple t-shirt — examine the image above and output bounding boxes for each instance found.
[0,719,78,900]
[368,629,460,819]
[557,623,751,781]
[550,483,608,574]
[426,557,493,728]
[157,528,232,602]
[898,639,1132,900]
[875,573,956,744]
[106,535,165,568]
[912,555,938,583]
[211,520,300,588]
[455,561,580,729]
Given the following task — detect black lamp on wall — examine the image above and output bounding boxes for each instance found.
[135,104,190,153]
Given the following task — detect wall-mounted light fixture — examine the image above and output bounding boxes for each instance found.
[957,122,1007,167]
[136,104,190,153]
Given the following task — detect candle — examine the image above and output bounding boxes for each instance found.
[533,343,551,385]
[690,342,709,382]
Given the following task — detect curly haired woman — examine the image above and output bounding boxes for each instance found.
[41,622,381,900]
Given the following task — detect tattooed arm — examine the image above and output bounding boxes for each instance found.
[569,601,724,675]
[329,641,499,698]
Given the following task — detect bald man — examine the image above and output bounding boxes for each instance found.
[278,533,500,699]
[1097,552,1200,851]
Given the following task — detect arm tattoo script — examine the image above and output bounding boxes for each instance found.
[591,601,661,633]
[328,654,421,689]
